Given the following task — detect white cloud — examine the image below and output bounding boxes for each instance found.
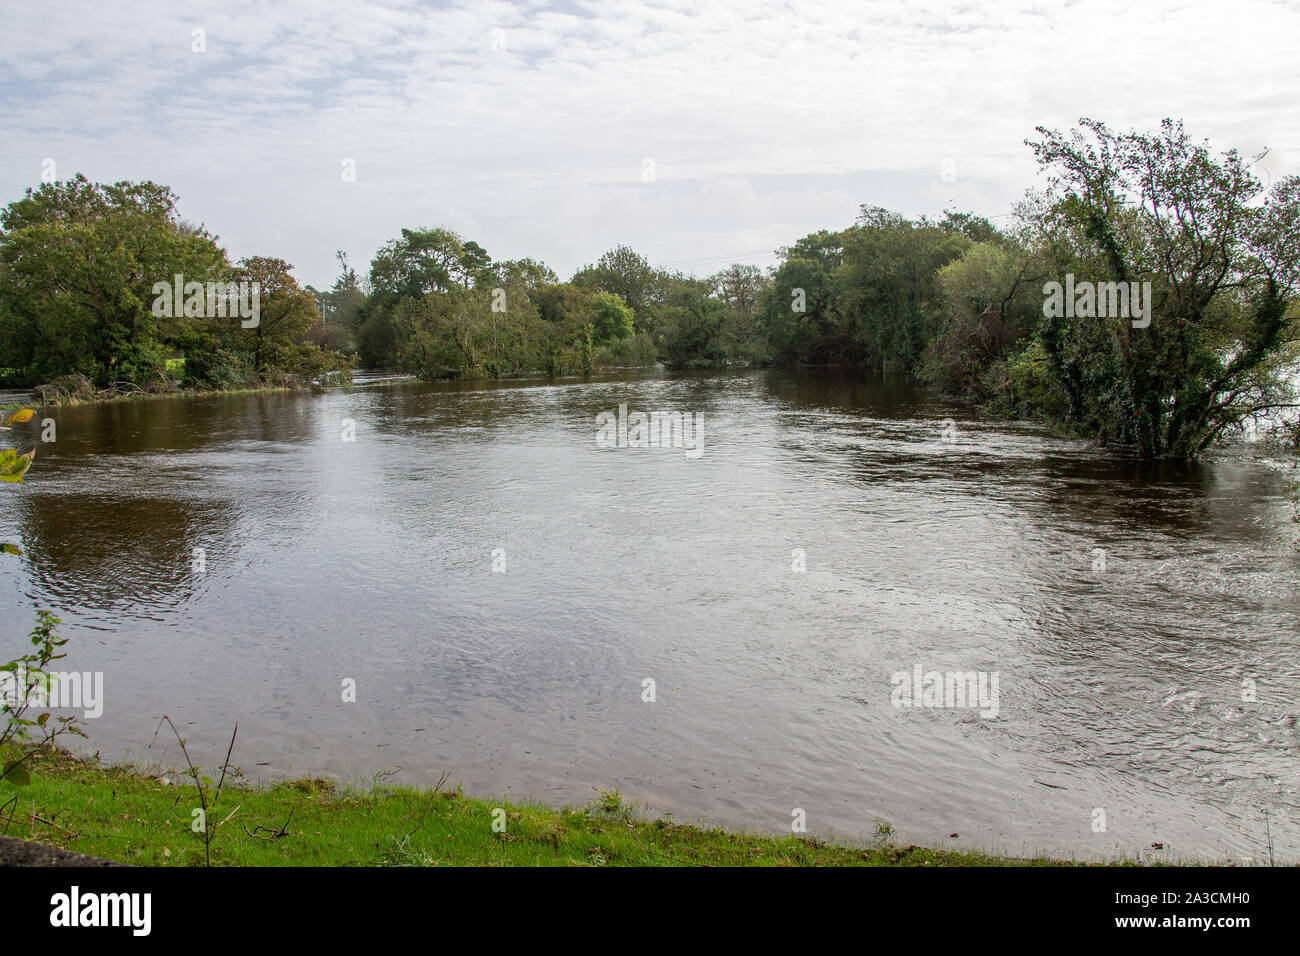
[1,0,1296,287]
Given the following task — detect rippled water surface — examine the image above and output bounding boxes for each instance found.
[2,369,1297,861]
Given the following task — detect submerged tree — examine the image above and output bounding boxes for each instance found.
[1025,118,1300,459]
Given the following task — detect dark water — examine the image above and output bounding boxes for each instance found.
[1,368,1297,861]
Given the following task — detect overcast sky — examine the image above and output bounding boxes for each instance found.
[2,0,1297,289]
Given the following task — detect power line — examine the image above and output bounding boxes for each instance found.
[657,248,783,269]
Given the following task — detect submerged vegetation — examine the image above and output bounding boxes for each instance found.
[326,118,1300,462]
[2,118,1297,863]
[2,119,1295,459]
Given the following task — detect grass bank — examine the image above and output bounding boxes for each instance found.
[7,750,1091,867]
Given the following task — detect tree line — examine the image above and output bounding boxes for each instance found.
[1,118,1296,459]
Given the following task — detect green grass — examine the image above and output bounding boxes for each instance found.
[5,750,1091,867]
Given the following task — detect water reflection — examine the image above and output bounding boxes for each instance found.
[0,368,1295,861]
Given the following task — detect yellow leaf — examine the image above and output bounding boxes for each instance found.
[0,447,34,483]
[2,409,34,426]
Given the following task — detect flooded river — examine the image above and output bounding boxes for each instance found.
[1,368,1296,861]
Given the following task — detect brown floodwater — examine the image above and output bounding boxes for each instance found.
[1,368,1296,861]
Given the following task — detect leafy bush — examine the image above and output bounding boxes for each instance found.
[984,339,1069,420]
[593,331,658,369]
[182,345,247,390]
[1,613,85,791]
[1,416,84,801]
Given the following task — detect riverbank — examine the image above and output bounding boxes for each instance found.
[2,386,307,411]
[10,749,1102,867]
[0,366,653,410]
[0,383,308,411]
[0,373,404,410]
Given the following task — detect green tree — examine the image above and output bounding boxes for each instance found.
[307,251,367,354]
[590,292,634,344]
[921,241,1044,398]
[660,279,727,368]
[232,257,321,374]
[394,286,531,378]
[939,210,1003,244]
[760,230,845,364]
[0,175,226,386]
[370,227,480,297]
[1026,118,1300,458]
[490,258,557,295]
[711,263,770,364]
[361,228,500,368]
[571,245,664,330]
[835,208,970,373]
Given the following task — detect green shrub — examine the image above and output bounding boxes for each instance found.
[1,612,85,790]
[593,331,658,369]
[984,339,1068,419]
[183,347,247,390]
